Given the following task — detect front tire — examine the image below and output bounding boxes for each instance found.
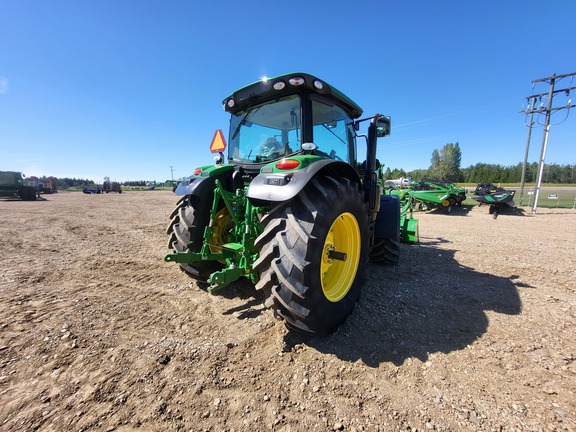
[370,237,400,265]
[253,176,369,336]
[20,187,37,201]
[369,195,400,265]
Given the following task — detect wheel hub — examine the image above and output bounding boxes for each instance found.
[320,212,361,303]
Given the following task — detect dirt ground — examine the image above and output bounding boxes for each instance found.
[1,191,575,432]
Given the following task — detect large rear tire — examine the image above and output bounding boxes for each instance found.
[166,194,225,283]
[253,176,369,336]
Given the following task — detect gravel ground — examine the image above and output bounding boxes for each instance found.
[0,190,574,431]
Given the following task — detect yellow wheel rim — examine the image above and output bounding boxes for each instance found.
[321,212,361,303]
[210,208,232,260]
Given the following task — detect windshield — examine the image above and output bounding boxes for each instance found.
[228,95,301,163]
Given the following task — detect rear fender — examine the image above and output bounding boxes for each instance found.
[374,194,400,241]
[174,176,202,196]
[246,159,361,206]
[174,165,235,207]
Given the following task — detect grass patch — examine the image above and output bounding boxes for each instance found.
[459,184,576,209]
[517,188,576,208]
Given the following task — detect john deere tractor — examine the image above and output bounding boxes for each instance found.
[165,73,416,335]
[0,171,38,201]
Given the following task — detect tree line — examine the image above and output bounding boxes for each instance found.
[56,177,97,189]
[34,143,576,188]
[52,178,149,189]
[384,142,575,184]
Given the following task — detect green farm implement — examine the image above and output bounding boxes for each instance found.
[165,73,418,336]
[472,182,515,218]
[377,191,419,246]
[409,179,466,211]
[386,179,466,212]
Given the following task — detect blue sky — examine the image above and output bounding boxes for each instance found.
[1,0,574,182]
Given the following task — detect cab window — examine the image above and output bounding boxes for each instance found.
[311,100,355,163]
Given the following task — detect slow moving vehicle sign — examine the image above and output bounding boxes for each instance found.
[210,129,227,153]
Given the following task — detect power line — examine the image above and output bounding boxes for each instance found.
[525,86,576,101]
[532,71,576,83]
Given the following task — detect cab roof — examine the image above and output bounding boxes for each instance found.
[222,72,363,119]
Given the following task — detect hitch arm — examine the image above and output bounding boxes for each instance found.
[164,251,223,263]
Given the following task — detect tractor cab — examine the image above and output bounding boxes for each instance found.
[220,73,390,209]
[224,73,365,170]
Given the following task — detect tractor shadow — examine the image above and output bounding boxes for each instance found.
[0,196,47,202]
[290,239,523,367]
[422,204,473,216]
[218,278,267,320]
[474,205,527,218]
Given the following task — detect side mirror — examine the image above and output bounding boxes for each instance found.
[376,116,391,137]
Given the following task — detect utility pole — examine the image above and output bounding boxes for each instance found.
[521,72,576,214]
[170,166,175,181]
[518,96,535,206]
[532,73,556,215]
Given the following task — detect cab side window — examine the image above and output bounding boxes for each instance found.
[312,100,355,163]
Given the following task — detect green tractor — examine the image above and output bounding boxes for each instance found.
[0,171,38,201]
[165,73,417,336]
